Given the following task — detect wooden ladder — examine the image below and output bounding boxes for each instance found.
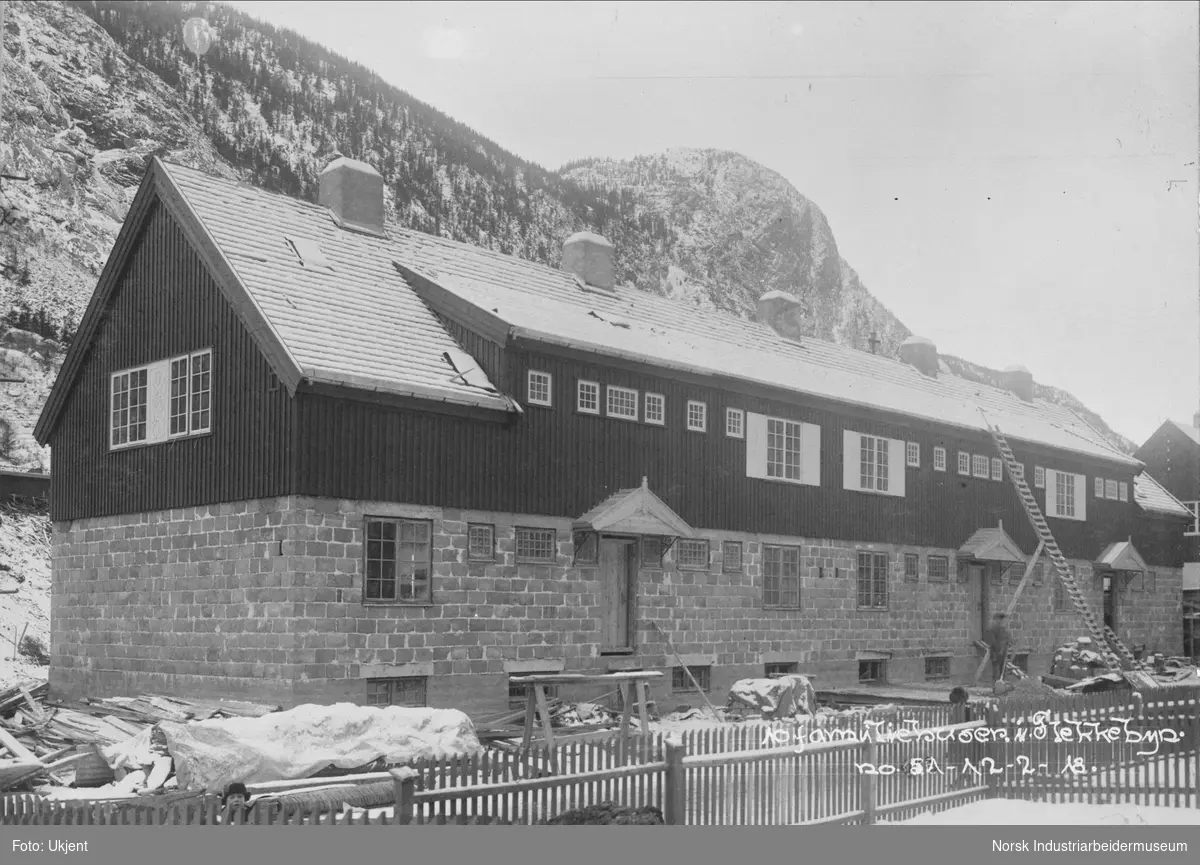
[979,410,1136,672]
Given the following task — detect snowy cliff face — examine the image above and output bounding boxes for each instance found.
[0,2,1136,470]
[562,149,911,356]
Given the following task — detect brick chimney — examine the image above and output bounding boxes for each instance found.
[756,291,804,342]
[899,336,938,378]
[998,365,1034,402]
[562,232,615,291]
[319,155,386,237]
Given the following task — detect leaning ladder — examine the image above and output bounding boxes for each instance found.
[979,410,1136,672]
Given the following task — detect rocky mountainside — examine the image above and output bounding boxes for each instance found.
[0,0,1135,473]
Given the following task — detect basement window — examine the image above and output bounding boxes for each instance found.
[508,674,558,711]
[516,527,557,563]
[923,657,950,681]
[765,662,798,678]
[858,660,886,683]
[672,665,711,693]
[366,677,426,708]
[285,236,332,269]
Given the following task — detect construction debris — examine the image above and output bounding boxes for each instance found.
[1050,637,1199,692]
[544,802,665,825]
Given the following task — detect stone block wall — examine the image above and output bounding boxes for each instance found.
[50,496,1184,712]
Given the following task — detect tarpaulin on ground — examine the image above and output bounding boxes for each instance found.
[726,675,818,719]
[156,703,483,792]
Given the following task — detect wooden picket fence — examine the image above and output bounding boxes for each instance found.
[3,685,1197,826]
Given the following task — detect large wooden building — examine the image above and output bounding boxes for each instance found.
[34,157,1191,713]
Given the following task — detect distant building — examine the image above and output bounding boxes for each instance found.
[0,467,50,505]
[32,157,1190,712]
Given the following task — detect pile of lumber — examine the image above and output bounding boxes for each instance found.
[473,694,634,742]
[0,680,281,793]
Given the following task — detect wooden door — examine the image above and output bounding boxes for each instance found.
[971,564,988,644]
[599,538,636,651]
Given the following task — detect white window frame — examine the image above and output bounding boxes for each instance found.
[1118,482,1128,503]
[110,366,150,449]
[606,385,639,421]
[1105,479,1119,501]
[577,380,600,415]
[1034,466,1045,488]
[687,400,707,433]
[526,371,552,407]
[767,418,803,481]
[972,454,990,479]
[957,452,970,476]
[186,349,212,435]
[644,392,665,426]
[906,441,920,468]
[860,435,890,493]
[1094,477,1105,498]
[168,355,192,438]
[991,457,1002,482]
[933,446,946,472]
[1046,469,1087,522]
[1184,502,1200,537]
[726,408,745,439]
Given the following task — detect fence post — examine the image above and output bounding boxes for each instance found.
[860,733,877,824]
[985,702,1001,799]
[663,733,685,826]
[391,767,417,826]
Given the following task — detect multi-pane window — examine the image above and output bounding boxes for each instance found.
[687,400,707,432]
[1034,466,1045,488]
[924,657,950,680]
[577,380,600,414]
[928,555,949,582]
[573,530,599,565]
[366,677,427,708]
[527,371,552,407]
[188,351,212,433]
[903,553,919,582]
[906,442,920,468]
[110,368,148,447]
[765,662,798,678]
[645,393,665,426]
[859,660,886,683]
[1105,480,1118,500]
[1053,571,1070,611]
[516,527,557,562]
[767,418,803,480]
[1055,471,1076,518]
[1095,477,1105,498]
[933,446,946,472]
[676,539,709,569]
[1118,482,1128,502]
[763,545,801,609]
[857,552,888,610]
[726,408,744,439]
[169,357,190,435]
[365,518,432,603]
[672,665,711,692]
[468,524,495,561]
[859,435,889,492]
[722,541,743,573]
[641,536,665,569]
[991,458,1002,481]
[1186,502,1200,536]
[972,455,990,479]
[607,385,638,420]
[957,452,970,476]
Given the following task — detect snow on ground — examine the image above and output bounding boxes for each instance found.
[0,505,52,690]
[900,798,1200,825]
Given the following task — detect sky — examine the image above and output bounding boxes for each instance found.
[227,0,1199,446]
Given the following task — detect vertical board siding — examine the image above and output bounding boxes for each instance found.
[49,201,293,522]
[294,347,1154,564]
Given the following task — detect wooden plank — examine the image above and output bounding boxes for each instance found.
[508,671,662,685]
[0,726,38,763]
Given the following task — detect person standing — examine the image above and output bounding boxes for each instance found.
[986,612,1012,685]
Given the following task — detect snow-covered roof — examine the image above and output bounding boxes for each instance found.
[151,161,1139,466]
[1133,472,1193,519]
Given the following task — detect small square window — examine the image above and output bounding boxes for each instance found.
[858,660,886,683]
[726,408,744,439]
[924,657,950,680]
[933,446,946,472]
[903,553,919,582]
[515,527,556,563]
[366,677,427,708]
[577,380,600,415]
[991,458,1002,481]
[905,442,920,468]
[1118,482,1128,502]
[928,555,949,582]
[573,530,599,565]
[765,662,798,678]
[687,401,707,432]
[1095,476,1105,498]
[676,539,710,570]
[641,536,665,569]
[468,524,495,561]
[527,371,552,407]
[1034,466,1045,488]
[722,541,743,573]
[972,455,990,479]
[645,393,665,426]
[672,665,711,692]
[957,452,971,476]
[1105,479,1118,500]
[606,385,639,421]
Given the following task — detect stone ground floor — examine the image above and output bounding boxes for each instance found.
[48,495,1184,717]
